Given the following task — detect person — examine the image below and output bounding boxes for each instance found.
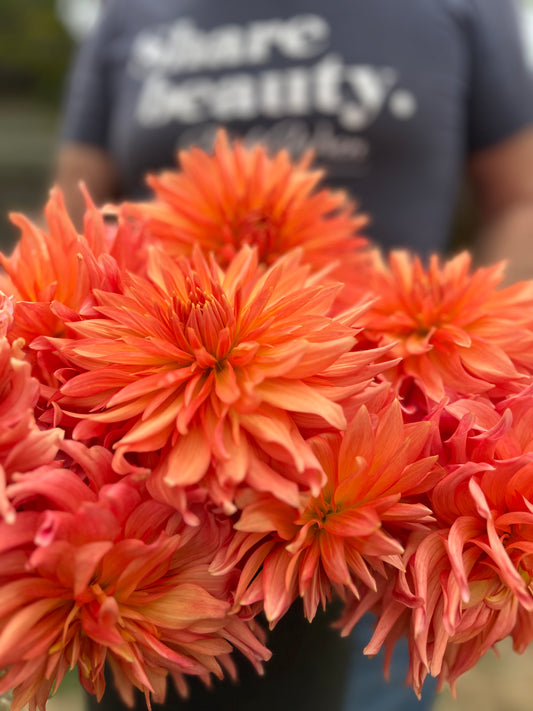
[54,1,533,709]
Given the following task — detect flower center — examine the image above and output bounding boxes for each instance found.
[173,274,236,363]
[225,210,279,264]
[301,493,338,529]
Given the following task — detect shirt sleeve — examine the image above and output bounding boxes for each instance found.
[59,0,122,148]
[465,0,533,153]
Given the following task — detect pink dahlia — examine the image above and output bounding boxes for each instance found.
[0,294,63,522]
[0,468,270,711]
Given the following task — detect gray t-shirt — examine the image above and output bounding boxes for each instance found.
[61,0,533,254]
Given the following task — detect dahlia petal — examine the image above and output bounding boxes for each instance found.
[484,517,533,609]
[245,458,302,508]
[4,428,63,475]
[235,496,298,538]
[324,508,381,538]
[254,379,346,429]
[319,530,351,586]
[381,501,433,525]
[239,409,322,477]
[389,456,439,497]
[0,599,65,666]
[160,428,212,487]
[468,477,492,519]
[214,362,240,404]
[140,630,205,674]
[73,395,153,423]
[222,616,272,671]
[7,468,97,513]
[460,341,522,381]
[0,579,64,619]
[80,601,125,647]
[293,536,319,586]
[338,406,374,478]
[60,370,138,399]
[212,425,249,486]
[285,336,357,379]
[104,370,192,408]
[344,546,378,591]
[237,570,268,608]
[72,542,116,596]
[436,324,472,348]
[362,601,405,657]
[263,549,296,624]
[138,584,230,628]
[446,517,484,602]
[247,340,309,378]
[0,513,41,553]
[112,536,181,598]
[116,398,182,451]
[232,540,277,604]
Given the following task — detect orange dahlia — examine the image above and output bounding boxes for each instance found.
[211,399,440,626]
[1,188,147,349]
[0,470,270,711]
[124,131,370,295]
[53,244,380,515]
[358,250,533,404]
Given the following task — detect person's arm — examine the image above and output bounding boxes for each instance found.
[55,0,123,229]
[460,0,533,281]
[469,126,533,283]
[55,143,120,231]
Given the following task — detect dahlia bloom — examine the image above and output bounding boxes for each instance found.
[0,292,13,337]
[53,245,382,515]
[124,131,370,297]
[5,131,533,707]
[340,401,533,696]
[1,189,147,351]
[0,295,63,522]
[441,386,533,464]
[357,250,533,405]
[0,464,270,711]
[212,400,440,626]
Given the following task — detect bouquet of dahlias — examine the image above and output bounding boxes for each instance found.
[3,132,533,710]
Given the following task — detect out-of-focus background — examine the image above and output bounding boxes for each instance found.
[33,635,533,711]
[0,0,101,253]
[3,1,533,709]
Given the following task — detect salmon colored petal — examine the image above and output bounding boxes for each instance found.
[254,379,346,429]
[159,428,212,487]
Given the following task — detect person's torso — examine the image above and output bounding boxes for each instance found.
[102,0,472,252]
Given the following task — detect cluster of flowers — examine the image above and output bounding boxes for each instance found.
[2,133,533,710]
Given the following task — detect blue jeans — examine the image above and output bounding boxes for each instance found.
[341,613,437,710]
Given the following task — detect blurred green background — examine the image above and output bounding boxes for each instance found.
[2,0,533,256]
[0,0,98,253]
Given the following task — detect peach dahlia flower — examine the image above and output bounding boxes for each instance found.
[0,295,63,523]
[0,470,270,711]
[53,245,380,515]
[358,250,533,404]
[124,131,370,293]
[212,400,440,626]
[1,189,147,349]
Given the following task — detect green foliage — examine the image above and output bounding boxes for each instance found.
[0,0,73,103]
